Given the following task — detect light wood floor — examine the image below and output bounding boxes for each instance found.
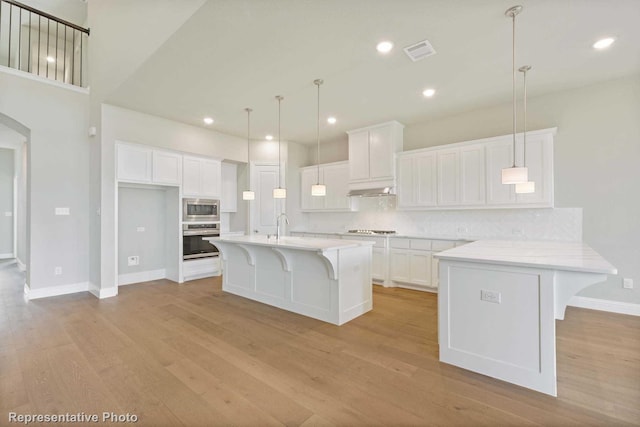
[1,260,639,426]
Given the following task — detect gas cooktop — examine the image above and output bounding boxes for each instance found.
[347,229,397,235]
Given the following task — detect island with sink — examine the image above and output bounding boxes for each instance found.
[207,235,375,325]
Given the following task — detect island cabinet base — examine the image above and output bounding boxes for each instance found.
[438,259,608,396]
[216,242,373,326]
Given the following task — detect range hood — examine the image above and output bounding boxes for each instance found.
[347,187,395,197]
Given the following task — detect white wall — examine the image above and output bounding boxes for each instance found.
[0,148,13,256]
[0,70,89,291]
[117,187,167,275]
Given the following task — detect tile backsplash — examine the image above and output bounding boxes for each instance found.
[298,198,582,241]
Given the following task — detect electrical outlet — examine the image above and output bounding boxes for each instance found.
[55,207,70,216]
[4,211,12,217]
[623,278,634,289]
[54,266,62,276]
[136,226,145,232]
[481,289,501,304]
[127,256,139,266]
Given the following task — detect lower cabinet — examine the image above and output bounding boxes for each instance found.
[389,238,458,291]
[372,248,386,281]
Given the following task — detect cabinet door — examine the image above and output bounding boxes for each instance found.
[183,157,202,196]
[301,168,324,210]
[221,162,237,212]
[390,249,410,282]
[200,159,221,198]
[515,135,552,206]
[409,251,432,286]
[372,247,386,281]
[437,149,459,205]
[116,144,152,183]
[486,140,516,204]
[396,156,415,207]
[459,145,485,205]
[431,257,440,288]
[369,125,394,180]
[323,163,350,210]
[348,130,370,181]
[416,153,437,206]
[152,150,182,185]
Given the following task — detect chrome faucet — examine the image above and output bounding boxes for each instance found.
[276,213,289,240]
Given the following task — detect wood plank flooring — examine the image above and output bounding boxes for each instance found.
[1,259,639,426]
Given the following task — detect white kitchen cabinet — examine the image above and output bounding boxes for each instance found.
[459,145,485,205]
[221,162,238,212]
[116,143,152,183]
[300,162,351,212]
[372,248,386,281]
[485,132,553,208]
[183,155,221,198]
[152,150,182,185]
[389,238,434,290]
[437,149,459,205]
[116,143,181,186]
[347,121,404,186]
[397,152,437,208]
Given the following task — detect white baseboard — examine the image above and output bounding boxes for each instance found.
[25,281,89,300]
[568,296,640,317]
[16,258,26,271]
[118,268,166,286]
[0,253,14,259]
[89,282,118,299]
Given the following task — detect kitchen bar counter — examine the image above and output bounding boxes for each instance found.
[435,239,616,396]
[206,236,374,325]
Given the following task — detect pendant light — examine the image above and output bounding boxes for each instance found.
[242,108,255,200]
[515,65,535,194]
[501,5,528,185]
[273,95,287,199]
[311,79,326,197]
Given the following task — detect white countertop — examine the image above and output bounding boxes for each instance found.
[209,235,375,252]
[292,230,470,242]
[435,240,617,275]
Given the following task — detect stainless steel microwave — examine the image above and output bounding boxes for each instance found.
[183,198,220,222]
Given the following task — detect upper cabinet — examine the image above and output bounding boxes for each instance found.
[347,121,404,188]
[397,128,555,210]
[220,162,238,212]
[300,161,352,212]
[116,142,181,186]
[183,155,222,198]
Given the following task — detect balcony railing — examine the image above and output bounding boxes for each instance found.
[0,0,89,87]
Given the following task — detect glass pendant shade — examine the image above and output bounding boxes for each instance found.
[515,181,535,194]
[273,187,287,199]
[501,166,528,184]
[311,184,326,197]
[242,191,255,200]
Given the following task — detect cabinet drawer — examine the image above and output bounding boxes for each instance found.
[410,239,432,251]
[432,240,456,251]
[390,238,410,249]
[346,235,386,248]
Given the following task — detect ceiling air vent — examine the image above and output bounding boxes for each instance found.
[403,39,436,62]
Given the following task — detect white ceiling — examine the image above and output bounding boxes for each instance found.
[105,0,640,145]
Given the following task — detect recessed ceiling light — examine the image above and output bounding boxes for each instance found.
[46,56,55,63]
[376,41,394,54]
[265,135,273,141]
[327,117,337,125]
[203,117,214,125]
[422,88,436,98]
[593,37,615,50]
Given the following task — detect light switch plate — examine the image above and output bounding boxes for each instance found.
[4,211,12,217]
[136,227,145,232]
[623,278,634,289]
[55,207,70,216]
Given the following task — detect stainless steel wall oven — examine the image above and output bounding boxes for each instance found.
[183,223,220,260]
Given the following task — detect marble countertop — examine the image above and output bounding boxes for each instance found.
[208,235,375,252]
[291,230,470,242]
[434,240,617,274]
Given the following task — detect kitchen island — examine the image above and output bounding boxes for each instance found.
[435,240,617,396]
[207,235,375,325]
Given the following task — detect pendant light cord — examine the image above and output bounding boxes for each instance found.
[315,79,322,185]
[511,11,517,168]
[245,108,252,188]
[522,68,527,166]
[276,95,283,188]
